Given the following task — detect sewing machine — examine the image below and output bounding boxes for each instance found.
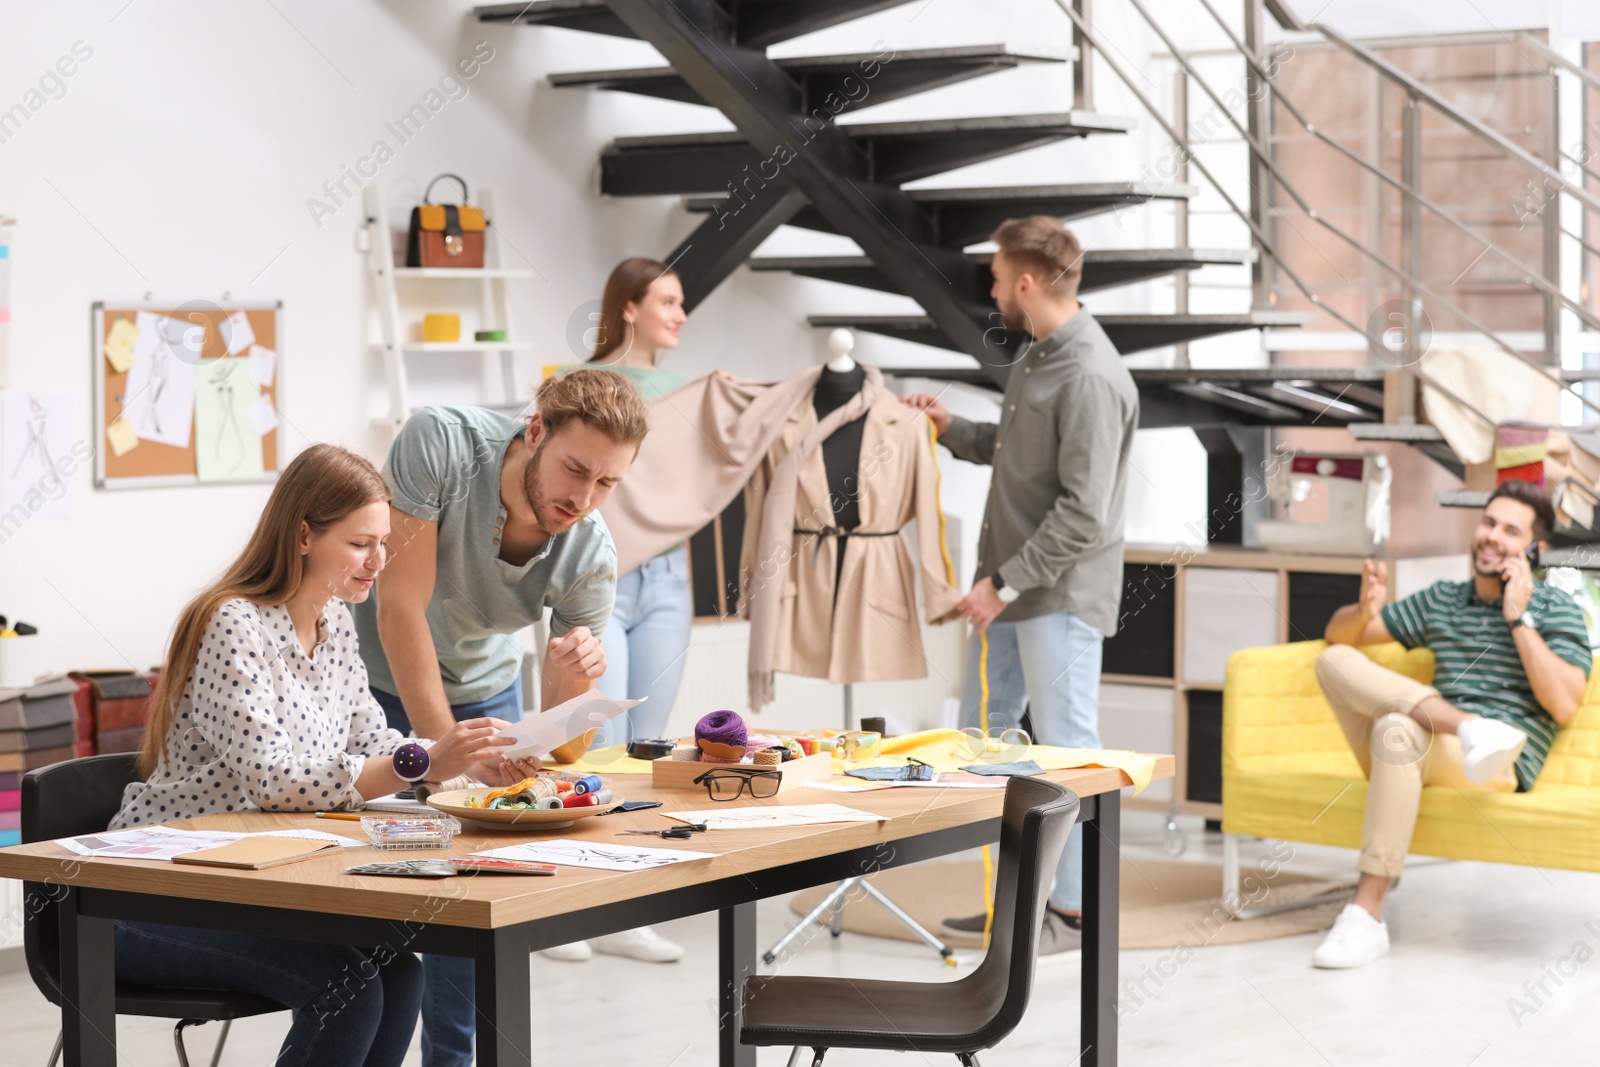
[1254,452,1392,556]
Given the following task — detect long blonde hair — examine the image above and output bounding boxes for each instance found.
[140,445,390,776]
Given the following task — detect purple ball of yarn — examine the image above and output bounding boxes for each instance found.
[696,710,748,750]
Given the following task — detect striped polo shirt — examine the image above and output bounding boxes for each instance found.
[1381,580,1591,790]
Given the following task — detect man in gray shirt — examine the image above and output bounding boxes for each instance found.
[351,369,671,1067]
[903,216,1138,955]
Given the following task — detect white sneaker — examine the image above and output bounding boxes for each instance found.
[593,926,684,963]
[1459,716,1527,786]
[1312,903,1390,969]
[541,940,592,962]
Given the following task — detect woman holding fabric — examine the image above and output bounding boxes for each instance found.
[110,444,539,1067]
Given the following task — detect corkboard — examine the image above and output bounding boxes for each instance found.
[92,302,282,488]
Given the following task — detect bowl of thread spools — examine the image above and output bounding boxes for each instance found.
[424,773,623,831]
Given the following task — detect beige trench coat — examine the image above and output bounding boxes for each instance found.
[741,388,963,689]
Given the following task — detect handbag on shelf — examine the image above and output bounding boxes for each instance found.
[406,174,488,268]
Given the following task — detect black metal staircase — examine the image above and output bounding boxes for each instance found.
[484,0,1309,403]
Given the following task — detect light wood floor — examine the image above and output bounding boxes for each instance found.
[1,810,1595,1065]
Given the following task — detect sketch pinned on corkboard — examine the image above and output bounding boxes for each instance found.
[92,301,282,488]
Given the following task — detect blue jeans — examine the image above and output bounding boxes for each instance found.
[958,611,1104,911]
[370,678,523,1067]
[595,546,693,743]
[115,920,421,1067]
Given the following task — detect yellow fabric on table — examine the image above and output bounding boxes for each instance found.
[542,745,657,776]
[842,728,1156,795]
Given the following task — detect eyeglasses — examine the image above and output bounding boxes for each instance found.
[692,767,782,802]
[954,726,1032,762]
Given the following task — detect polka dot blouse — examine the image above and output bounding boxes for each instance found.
[110,598,407,829]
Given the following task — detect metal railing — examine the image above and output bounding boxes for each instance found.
[1055,0,1600,422]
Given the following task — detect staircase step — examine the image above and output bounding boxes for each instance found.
[749,248,1252,296]
[604,112,1135,196]
[687,182,1198,247]
[477,0,920,48]
[550,44,1068,114]
[808,311,1310,356]
[887,366,1385,428]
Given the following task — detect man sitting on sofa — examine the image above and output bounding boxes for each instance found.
[1312,479,1591,969]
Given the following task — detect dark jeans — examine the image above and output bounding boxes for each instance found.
[370,678,523,1067]
[114,921,422,1067]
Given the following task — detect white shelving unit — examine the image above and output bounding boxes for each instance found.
[362,184,534,430]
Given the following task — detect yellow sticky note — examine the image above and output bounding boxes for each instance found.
[105,318,139,373]
[106,416,139,456]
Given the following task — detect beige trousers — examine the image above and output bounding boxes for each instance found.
[1314,644,1516,878]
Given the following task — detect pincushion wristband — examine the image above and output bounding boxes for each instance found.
[392,739,435,783]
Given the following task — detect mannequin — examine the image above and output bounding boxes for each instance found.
[813,328,868,540]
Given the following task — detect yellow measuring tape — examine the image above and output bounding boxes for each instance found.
[980,630,995,948]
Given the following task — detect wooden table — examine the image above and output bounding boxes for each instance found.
[0,759,1172,1067]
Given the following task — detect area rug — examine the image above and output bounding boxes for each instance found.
[787,859,1349,950]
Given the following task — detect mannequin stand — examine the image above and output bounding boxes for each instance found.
[763,874,955,965]
[761,680,956,965]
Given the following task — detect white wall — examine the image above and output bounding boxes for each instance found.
[0,0,1257,693]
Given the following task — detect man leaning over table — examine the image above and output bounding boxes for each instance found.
[1310,479,1590,969]
[902,215,1139,956]
[351,370,679,1067]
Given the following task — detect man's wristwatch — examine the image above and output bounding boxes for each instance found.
[1511,610,1537,632]
[991,572,1021,604]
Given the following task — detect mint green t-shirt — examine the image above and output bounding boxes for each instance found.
[557,361,687,401]
[351,405,617,706]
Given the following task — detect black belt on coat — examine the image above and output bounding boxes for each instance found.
[793,526,897,569]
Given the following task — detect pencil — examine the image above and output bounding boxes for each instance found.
[315,812,365,821]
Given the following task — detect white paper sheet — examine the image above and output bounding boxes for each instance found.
[224,310,256,356]
[247,344,277,387]
[1,390,75,520]
[472,838,713,871]
[125,311,198,447]
[248,394,279,436]
[58,826,360,862]
[496,692,642,761]
[665,804,888,830]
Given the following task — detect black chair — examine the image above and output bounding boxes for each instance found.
[740,776,1080,1067]
[22,753,284,1067]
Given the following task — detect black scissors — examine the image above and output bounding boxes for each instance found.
[617,822,707,840]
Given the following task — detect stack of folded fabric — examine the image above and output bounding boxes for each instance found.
[0,771,16,847]
[1541,430,1600,535]
[69,670,155,754]
[0,677,81,843]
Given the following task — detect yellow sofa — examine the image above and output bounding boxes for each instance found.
[1222,640,1600,873]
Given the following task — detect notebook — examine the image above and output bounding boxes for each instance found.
[172,836,342,870]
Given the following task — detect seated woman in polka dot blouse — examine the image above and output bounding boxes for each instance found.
[109,444,542,1067]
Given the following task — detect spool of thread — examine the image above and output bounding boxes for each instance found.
[590,788,614,805]
[696,710,748,763]
[562,792,597,808]
[752,748,781,767]
[796,736,814,756]
[670,747,700,761]
[555,781,575,794]
[535,796,564,810]
[861,716,888,738]
[414,775,473,803]
[572,774,604,795]
[527,778,558,801]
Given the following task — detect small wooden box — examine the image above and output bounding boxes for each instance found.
[651,750,832,794]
